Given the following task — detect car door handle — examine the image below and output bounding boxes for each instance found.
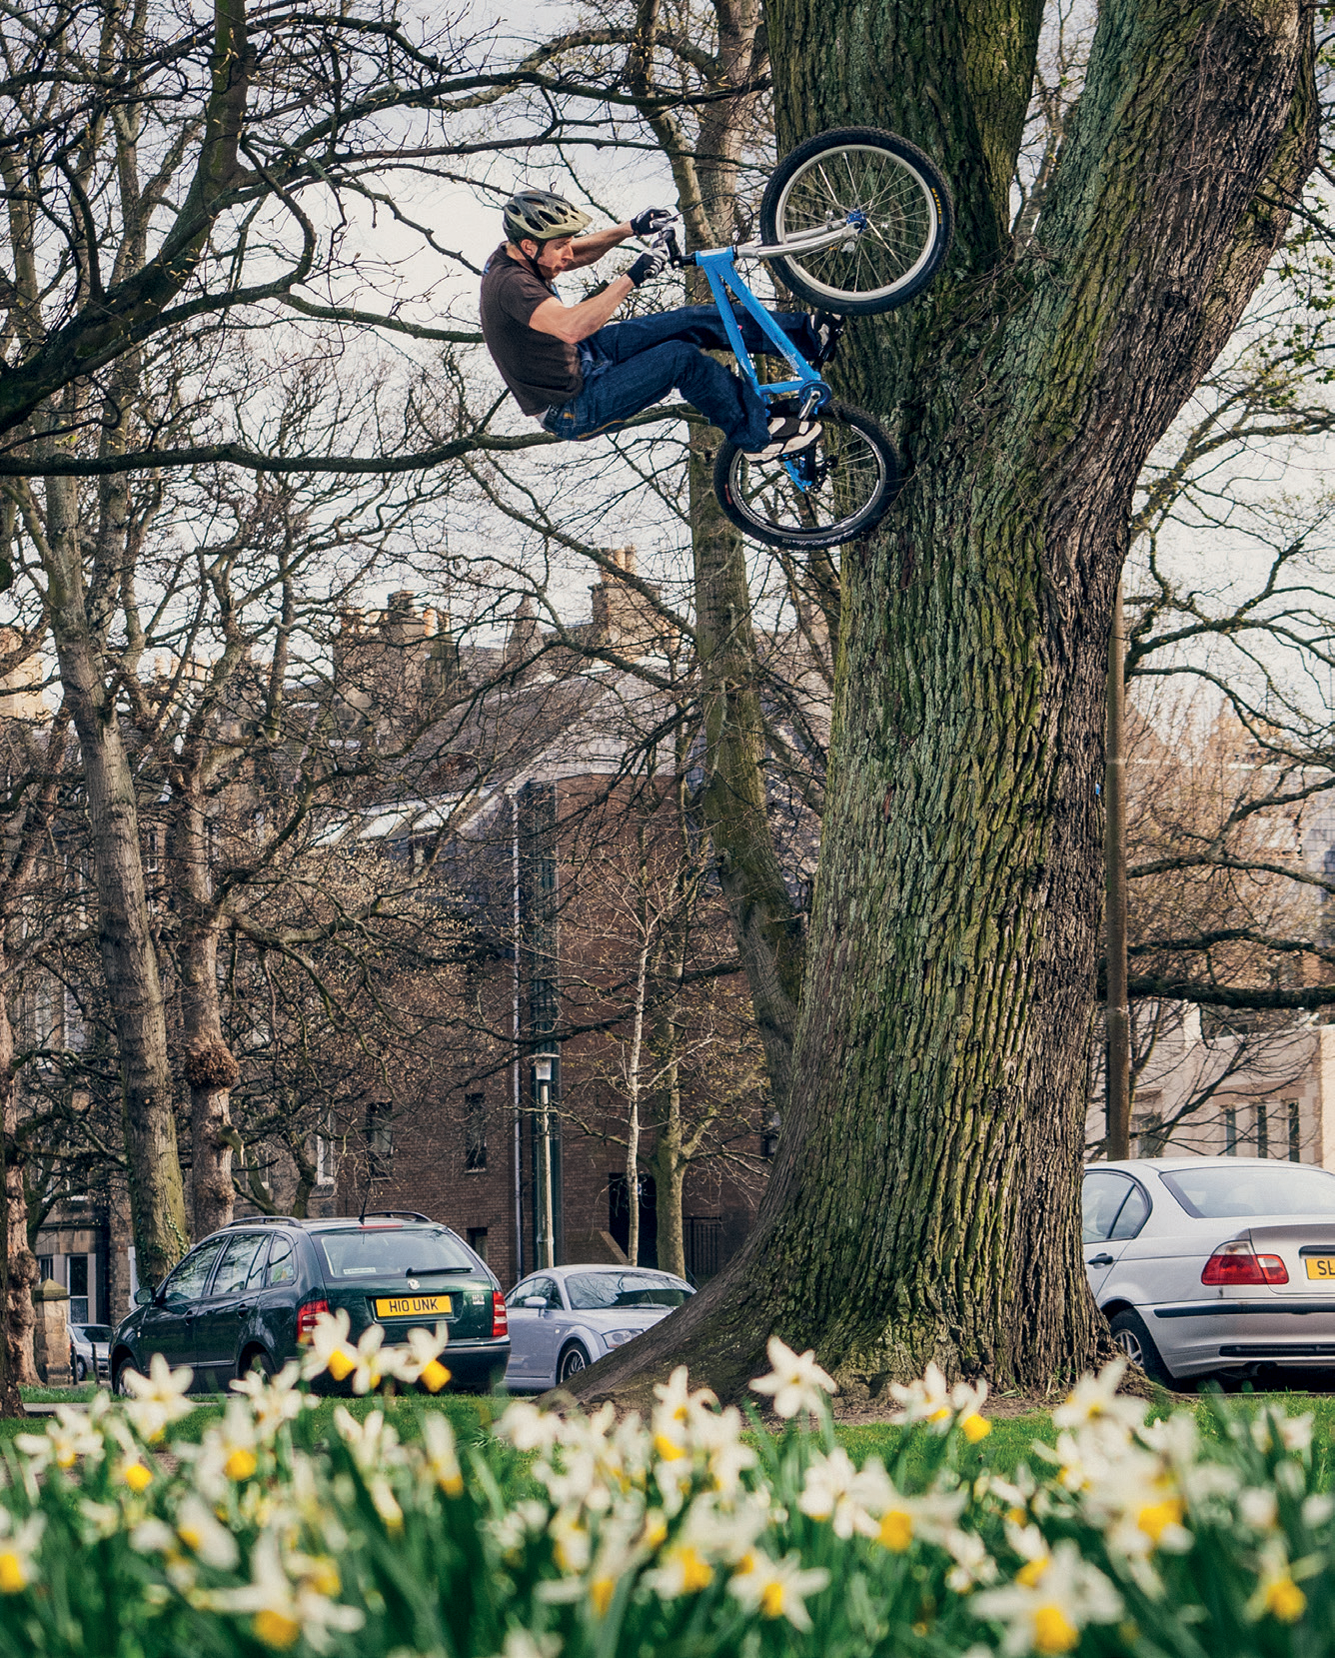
[235,1302,251,1316]
[1088,1253,1115,1267]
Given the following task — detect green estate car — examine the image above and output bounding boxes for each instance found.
[109,1212,510,1394]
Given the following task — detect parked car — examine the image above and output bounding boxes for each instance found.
[109,1212,509,1395]
[69,1321,112,1384]
[1084,1156,1335,1386]
[504,1265,693,1389]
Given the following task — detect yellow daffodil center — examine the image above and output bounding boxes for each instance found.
[439,1471,464,1498]
[307,1560,340,1597]
[326,1350,356,1382]
[961,1414,991,1443]
[1265,1578,1307,1623]
[1136,1498,1185,1545]
[178,1526,202,1553]
[591,1576,615,1616]
[252,1609,302,1649]
[224,1448,258,1481]
[421,1360,451,1393]
[761,1580,785,1618]
[927,1406,951,1424]
[1017,1557,1050,1589]
[675,1547,713,1592]
[55,1448,77,1469]
[654,1434,686,1462]
[0,1553,26,1594]
[879,1510,914,1551]
[122,1462,153,1492]
[1032,1604,1079,1654]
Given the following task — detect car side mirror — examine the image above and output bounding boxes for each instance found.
[520,1295,548,1309]
[133,1285,154,1307]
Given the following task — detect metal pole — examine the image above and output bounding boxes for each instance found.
[539,1077,555,1269]
[1105,576,1132,1160]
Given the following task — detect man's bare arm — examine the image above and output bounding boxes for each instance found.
[528,279,636,345]
[568,222,633,268]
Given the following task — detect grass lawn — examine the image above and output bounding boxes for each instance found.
[7,1384,1335,1487]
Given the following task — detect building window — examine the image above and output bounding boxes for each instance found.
[467,1227,488,1263]
[367,1100,393,1179]
[1289,1100,1301,1162]
[1224,1106,1237,1155]
[37,1254,52,1285]
[465,1093,487,1172]
[68,1254,89,1324]
[1256,1103,1269,1160]
[684,1216,722,1283]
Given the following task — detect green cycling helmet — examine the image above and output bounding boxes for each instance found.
[503,189,592,245]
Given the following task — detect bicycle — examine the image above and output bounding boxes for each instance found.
[655,127,953,550]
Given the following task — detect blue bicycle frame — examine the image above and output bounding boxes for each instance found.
[693,246,831,417]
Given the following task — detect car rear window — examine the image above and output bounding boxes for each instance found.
[313,1226,476,1279]
[1161,1164,1335,1218]
[80,1325,112,1342]
[565,1271,692,1310]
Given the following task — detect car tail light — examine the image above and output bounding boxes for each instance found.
[492,1291,508,1337]
[1201,1241,1289,1286]
[297,1298,330,1343]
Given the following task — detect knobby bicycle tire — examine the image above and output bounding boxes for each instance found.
[759,127,954,315]
[713,402,901,549]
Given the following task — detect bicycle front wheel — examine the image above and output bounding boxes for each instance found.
[713,403,901,549]
[759,128,953,315]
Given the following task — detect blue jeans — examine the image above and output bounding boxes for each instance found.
[541,305,822,451]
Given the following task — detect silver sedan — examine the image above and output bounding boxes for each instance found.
[1084,1156,1335,1386]
[504,1265,693,1389]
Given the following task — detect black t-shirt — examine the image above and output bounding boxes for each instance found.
[479,247,583,416]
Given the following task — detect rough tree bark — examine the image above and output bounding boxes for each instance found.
[571,0,1318,1405]
[1,987,35,1415]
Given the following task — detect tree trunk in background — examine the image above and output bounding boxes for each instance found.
[0,986,34,1414]
[649,1012,687,1280]
[172,790,239,1237]
[572,0,1317,1406]
[44,474,189,1288]
[1104,578,1131,1159]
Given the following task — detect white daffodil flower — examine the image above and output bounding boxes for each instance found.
[972,1538,1122,1655]
[887,1362,956,1430]
[299,1309,358,1385]
[728,1550,830,1631]
[1051,1362,1146,1436]
[392,1322,451,1392]
[945,1526,998,1590]
[0,1513,44,1595]
[230,1360,308,1437]
[120,1353,196,1442]
[749,1337,837,1420]
[204,1533,364,1652]
[14,1404,104,1473]
[496,1400,565,1456]
[419,1410,464,1496]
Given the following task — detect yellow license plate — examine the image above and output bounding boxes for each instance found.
[373,1294,452,1319]
[1304,1259,1335,1280]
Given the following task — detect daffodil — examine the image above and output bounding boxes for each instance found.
[300,1309,359,1385]
[972,1540,1122,1655]
[230,1359,308,1437]
[392,1321,451,1391]
[419,1410,464,1496]
[204,1533,364,1651]
[729,1550,829,1631]
[1051,1361,1145,1437]
[0,1514,44,1595]
[14,1405,104,1473]
[749,1337,837,1420]
[119,1353,196,1441]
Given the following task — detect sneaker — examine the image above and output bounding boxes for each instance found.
[744,414,823,462]
[812,311,845,367]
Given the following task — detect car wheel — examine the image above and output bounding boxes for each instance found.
[73,1355,87,1384]
[240,1347,276,1383]
[112,1359,136,1397]
[557,1343,589,1385]
[1108,1309,1174,1387]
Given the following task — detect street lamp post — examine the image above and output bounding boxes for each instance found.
[533,1051,559,1269]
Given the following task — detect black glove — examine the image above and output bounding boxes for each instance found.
[626,247,667,288]
[631,207,674,237]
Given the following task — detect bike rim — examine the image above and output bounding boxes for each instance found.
[729,421,888,541]
[773,144,940,302]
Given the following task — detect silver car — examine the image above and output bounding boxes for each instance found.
[69,1321,112,1384]
[504,1265,693,1389]
[1084,1156,1335,1386]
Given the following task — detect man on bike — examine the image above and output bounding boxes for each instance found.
[479,190,841,461]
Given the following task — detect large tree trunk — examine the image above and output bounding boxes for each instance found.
[44,474,189,1288]
[0,988,35,1414]
[171,790,239,1236]
[570,0,1317,1405]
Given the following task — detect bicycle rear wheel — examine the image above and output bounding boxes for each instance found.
[713,402,900,549]
[759,128,953,315]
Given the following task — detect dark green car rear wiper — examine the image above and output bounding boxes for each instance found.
[404,1265,472,1275]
